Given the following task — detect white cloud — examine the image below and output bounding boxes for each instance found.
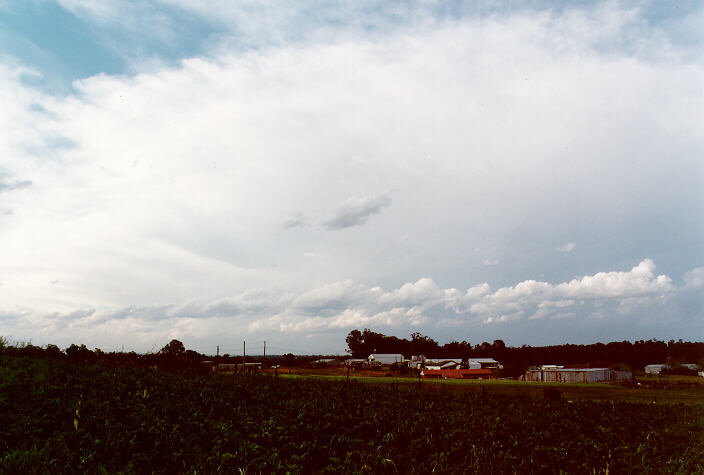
[6,258,683,350]
[1,2,703,350]
[323,192,392,229]
[553,259,672,299]
[683,267,704,289]
[558,242,576,253]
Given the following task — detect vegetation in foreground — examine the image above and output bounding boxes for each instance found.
[2,355,703,473]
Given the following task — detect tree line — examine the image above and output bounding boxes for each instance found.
[345,329,704,375]
[0,336,332,370]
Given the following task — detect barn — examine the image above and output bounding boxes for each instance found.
[468,358,502,369]
[367,354,405,366]
[524,368,632,384]
[644,364,671,375]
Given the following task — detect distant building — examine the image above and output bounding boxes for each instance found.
[368,354,405,366]
[644,364,671,375]
[470,358,502,369]
[414,359,463,370]
[237,362,261,372]
[681,363,699,371]
[409,356,502,370]
[524,367,632,384]
[312,358,341,367]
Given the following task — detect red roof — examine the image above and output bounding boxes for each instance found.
[423,369,493,379]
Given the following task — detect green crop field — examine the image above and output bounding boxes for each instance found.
[1,355,703,473]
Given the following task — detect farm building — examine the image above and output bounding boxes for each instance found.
[412,359,463,370]
[644,364,671,375]
[681,363,699,371]
[422,369,494,380]
[368,354,405,366]
[408,356,502,370]
[312,358,341,367]
[524,368,632,384]
[469,358,502,369]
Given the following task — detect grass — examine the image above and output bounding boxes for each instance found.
[274,371,704,405]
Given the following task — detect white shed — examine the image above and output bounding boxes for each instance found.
[644,364,670,375]
[468,358,502,369]
[368,354,405,365]
[525,368,632,384]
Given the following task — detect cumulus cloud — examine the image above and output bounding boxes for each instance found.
[323,193,392,230]
[16,259,684,345]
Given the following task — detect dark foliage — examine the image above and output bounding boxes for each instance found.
[1,355,703,472]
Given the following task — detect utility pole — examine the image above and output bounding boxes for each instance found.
[263,341,266,369]
[243,340,246,371]
[217,345,219,357]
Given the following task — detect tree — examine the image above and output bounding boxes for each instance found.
[282,353,296,367]
[45,344,63,359]
[346,329,365,357]
[159,339,185,357]
[410,332,439,357]
[65,344,95,362]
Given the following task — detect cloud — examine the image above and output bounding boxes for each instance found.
[682,267,704,289]
[0,2,702,351]
[553,259,672,299]
[558,242,576,253]
[0,179,31,193]
[283,213,308,229]
[17,258,683,341]
[323,192,392,230]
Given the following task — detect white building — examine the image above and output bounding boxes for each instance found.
[469,358,502,369]
[408,356,503,370]
[525,367,632,384]
[421,359,463,370]
[644,364,671,375]
[368,354,405,366]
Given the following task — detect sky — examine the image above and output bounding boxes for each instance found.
[0,0,702,355]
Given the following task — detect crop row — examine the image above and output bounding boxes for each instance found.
[1,355,703,472]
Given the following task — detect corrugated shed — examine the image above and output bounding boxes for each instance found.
[644,364,670,374]
[368,354,405,365]
[524,368,632,383]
